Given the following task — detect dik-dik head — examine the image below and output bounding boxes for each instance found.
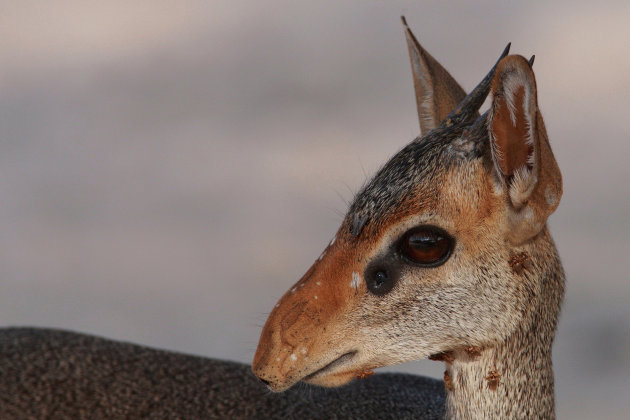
[253,20,562,391]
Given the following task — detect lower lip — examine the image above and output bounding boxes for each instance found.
[304,351,358,380]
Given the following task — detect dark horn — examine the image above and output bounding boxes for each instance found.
[441,42,511,127]
[468,110,490,139]
[528,55,535,67]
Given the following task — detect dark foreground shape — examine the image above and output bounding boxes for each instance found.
[0,328,444,419]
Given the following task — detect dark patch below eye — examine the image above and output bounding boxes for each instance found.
[364,257,400,296]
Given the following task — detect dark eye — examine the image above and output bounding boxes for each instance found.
[399,226,453,266]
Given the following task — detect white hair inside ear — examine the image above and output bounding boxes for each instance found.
[509,166,537,209]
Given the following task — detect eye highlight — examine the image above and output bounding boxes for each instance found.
[399,226,453,266]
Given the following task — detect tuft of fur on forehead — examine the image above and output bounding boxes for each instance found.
[347,121,488,238]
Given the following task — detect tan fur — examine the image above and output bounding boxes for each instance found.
[254,22,564,420]
[444,370,454,392]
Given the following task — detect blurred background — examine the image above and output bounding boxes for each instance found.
[1,1,629,418]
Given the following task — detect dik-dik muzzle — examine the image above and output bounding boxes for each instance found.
[252,226,385,391]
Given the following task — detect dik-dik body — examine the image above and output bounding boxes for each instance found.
[253,18,564,419]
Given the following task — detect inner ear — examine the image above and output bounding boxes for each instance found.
[488,55,540,211]
[491,85,534,178]
[487,55,563,245]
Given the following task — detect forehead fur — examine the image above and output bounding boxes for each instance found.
[346,120,488,238]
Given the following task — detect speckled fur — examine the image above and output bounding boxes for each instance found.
[0,328,445,419]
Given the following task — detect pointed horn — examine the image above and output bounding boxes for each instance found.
[528,55,535,67]
[442,42,511,127]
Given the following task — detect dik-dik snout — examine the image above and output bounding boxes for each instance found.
[252,237,373,391]
[254,21,562,393]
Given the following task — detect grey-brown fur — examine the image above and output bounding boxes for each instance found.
[0,327,445,419]
[348,119,477,237]
[444,230,564,419]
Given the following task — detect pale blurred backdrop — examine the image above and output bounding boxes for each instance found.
[1,1,629,418]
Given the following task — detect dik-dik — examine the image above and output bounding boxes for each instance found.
[0,19,563,420]
[253,18,564,419]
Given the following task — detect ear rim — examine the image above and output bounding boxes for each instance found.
[401,16,467,136]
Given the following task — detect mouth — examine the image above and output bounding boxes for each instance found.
[303,350,358,382]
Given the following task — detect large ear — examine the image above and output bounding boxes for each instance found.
[488,55,562,244]
[402,17,467,136]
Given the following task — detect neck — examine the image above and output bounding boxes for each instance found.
[445,327,555,419]
[445,236,564,419]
